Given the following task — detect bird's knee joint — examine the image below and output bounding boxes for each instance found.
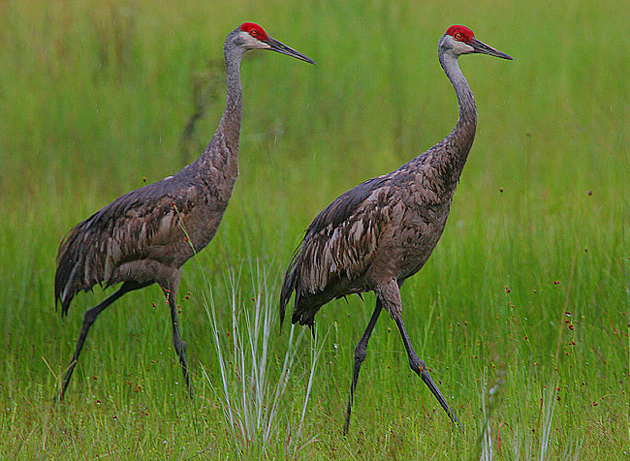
[83,315,98,328]
[354,345,367,364]
[409,358,427,374]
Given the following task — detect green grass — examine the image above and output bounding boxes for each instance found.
[1,0,629,459]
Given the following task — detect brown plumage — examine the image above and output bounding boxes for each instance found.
[280,25,511,433]
[55,22,314,400]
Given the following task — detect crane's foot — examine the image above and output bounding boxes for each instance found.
[419,365,463,432]
[55,358,79,402]
[343,399,353,436]
[178,341,194,398]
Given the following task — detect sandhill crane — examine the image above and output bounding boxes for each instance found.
[55,22,314,400]
[280,25,511,433]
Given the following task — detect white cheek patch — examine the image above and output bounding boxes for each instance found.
[239,31,269,49]
[454,41,474,54]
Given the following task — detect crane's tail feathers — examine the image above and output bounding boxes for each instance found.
[55,226,82,315]
[54,219,103,316]
[279,246,303,328]
[279,268,295,327]
[280,240,332,329]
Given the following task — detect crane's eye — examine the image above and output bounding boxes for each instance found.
[250,30,258,38]
[454,32,464,41]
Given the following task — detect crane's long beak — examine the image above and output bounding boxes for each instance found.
[471,38,513,60]
[266,37,316,64]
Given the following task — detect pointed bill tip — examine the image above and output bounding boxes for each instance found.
[471,38,513,60]
[266,37,316,64]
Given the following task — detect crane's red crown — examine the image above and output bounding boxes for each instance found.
[446,25,474,44]
[240,22,268,41]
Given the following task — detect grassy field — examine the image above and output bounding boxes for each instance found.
[1,0,629,459]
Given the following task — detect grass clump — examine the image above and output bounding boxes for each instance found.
[202,262,321,459]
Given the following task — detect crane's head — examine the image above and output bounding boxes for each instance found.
[440,25,513,60]
[232,22,315,64]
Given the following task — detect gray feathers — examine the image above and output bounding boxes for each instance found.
[54,173,224,315]
[280,156,456,327]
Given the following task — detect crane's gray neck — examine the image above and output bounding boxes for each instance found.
[436,50,477,181]
[194,30,244,174]
[217,37,244,153]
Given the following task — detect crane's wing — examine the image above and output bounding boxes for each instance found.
[280,175,396,326]
[54,177,204,314]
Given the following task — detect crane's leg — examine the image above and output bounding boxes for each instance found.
[58,280,147,401]
[160,274,192,397]
[378,279,461,431]
[343,299,383,435]
[392,312,462,430]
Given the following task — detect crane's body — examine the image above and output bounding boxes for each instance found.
[280,25,511,433]
[284,131,470,326]
[55,22,314,400]
[57,151,231,305]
